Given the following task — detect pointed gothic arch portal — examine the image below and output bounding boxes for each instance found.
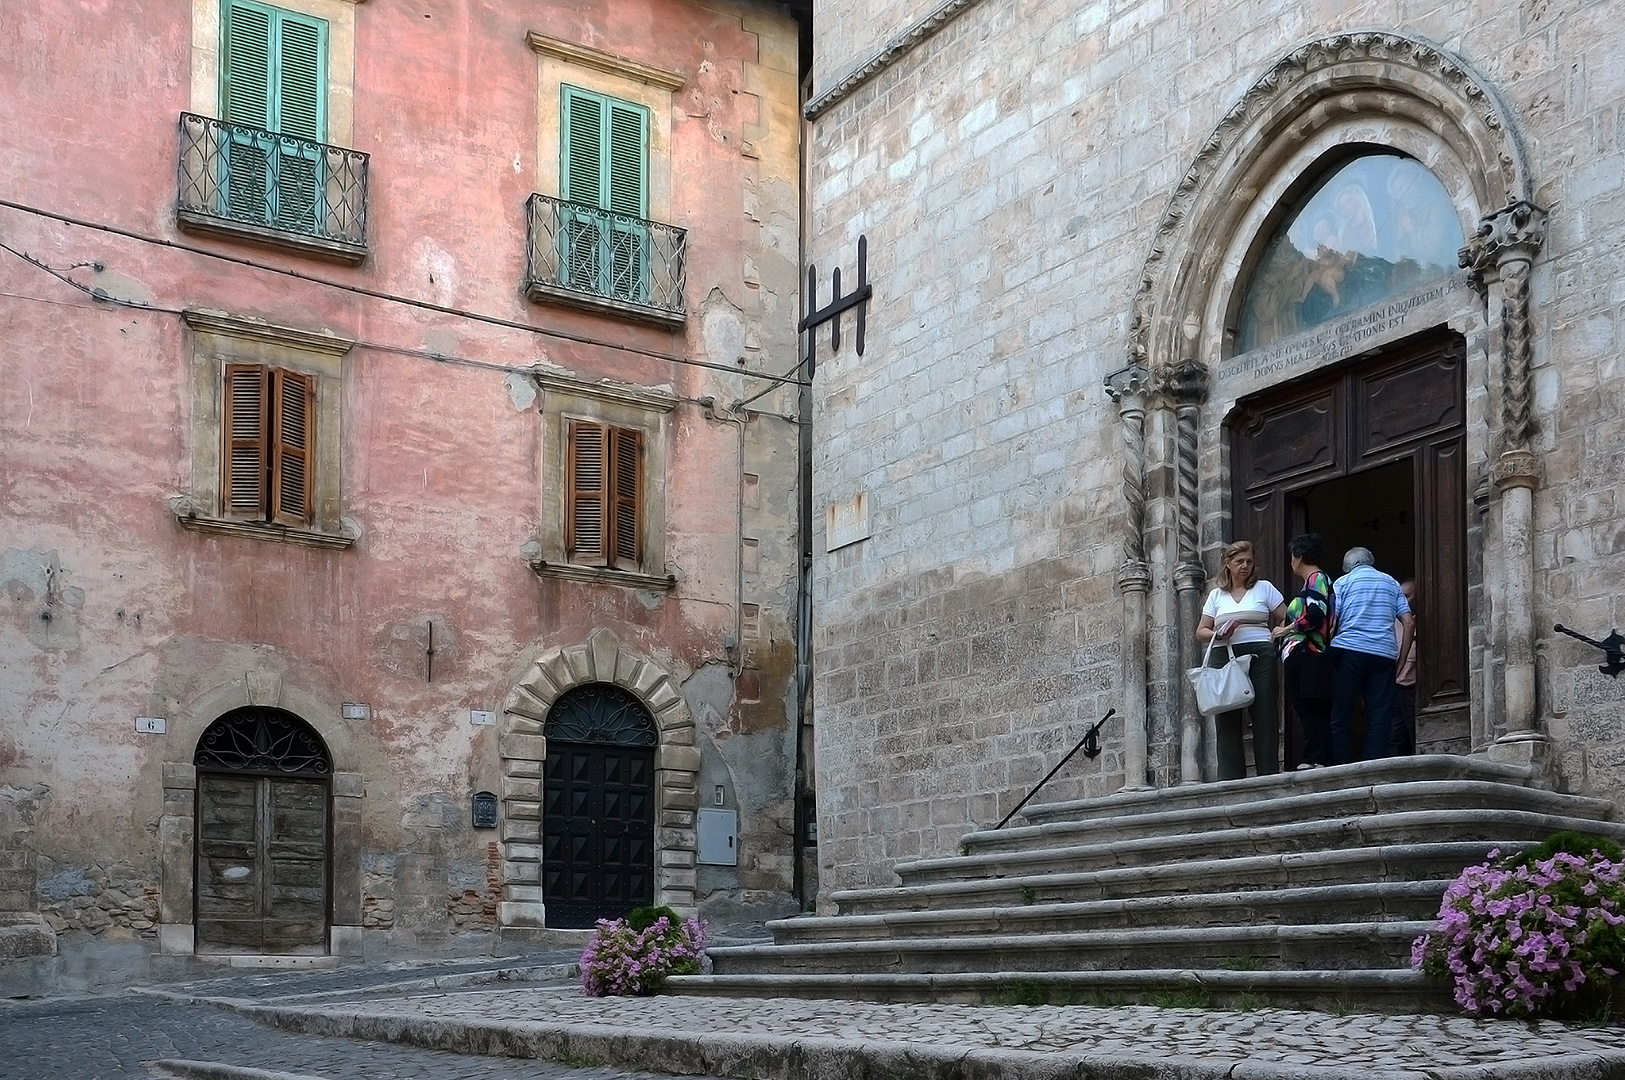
[193,707,332,953]
[542,683,657,928]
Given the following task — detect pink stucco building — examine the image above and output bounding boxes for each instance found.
[0,0,809,989]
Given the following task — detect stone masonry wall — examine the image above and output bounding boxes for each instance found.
[808,0,1625,904]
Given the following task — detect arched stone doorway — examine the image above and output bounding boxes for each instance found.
[542,684,658,927]
[193,707,332,953]
[499,628,700,933]
[1110,32,1544,784]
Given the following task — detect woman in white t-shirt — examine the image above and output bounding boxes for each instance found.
[1197,540,1287,780]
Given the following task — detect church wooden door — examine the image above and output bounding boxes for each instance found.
[1230,328,1469,759]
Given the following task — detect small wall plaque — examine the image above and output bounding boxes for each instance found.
[341,702,372,721]
[134,716,166,734]
[469,710,496,726]
[471,790,498,829]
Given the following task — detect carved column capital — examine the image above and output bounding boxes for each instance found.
[1492,448,1543,491]
[1118,560,1152,593]
[1460,200,1547,282]
[1105,363,1152,414]
[1162,358,1211,407]
[1174,561,1207,593]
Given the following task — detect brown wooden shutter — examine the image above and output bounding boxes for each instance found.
[223,363,269,518]
[609,426,642,568]
[567,421,607,562]
[269,369,315,527]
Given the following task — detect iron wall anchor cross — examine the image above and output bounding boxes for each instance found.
[800,235,873,376]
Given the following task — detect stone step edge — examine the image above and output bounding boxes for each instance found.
[228,996,1516,1080]
[669,967,1434,992]
[897,810,1625,880]
[974,780,1616,851]
[1020,755,1536,823]
[771,879,1450,942]
[150,1060,330,1080]
[831,841,1509,909]
[710,919,1435,961]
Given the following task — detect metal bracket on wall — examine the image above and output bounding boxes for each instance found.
[799,235,872,376]
[1554,623,1624,678]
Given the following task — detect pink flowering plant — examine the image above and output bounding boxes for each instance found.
[579,904,708,996]
[1412,833,1625,1019]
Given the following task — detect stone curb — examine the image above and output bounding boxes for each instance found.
[130,963,577,1006]
[149,1060,331,1080]
[231,1001,1625,1080]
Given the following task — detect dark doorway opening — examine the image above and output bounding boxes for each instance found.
[1230,327,1469,768]
[1297,458,1416,584]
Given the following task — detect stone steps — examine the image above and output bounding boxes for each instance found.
[1019,755,1536,824]
[769,880,1448,943]
[830,841,1504,914]
[964,780,1613,856]
[896,808,1625,886]
[674,756,1620,1009]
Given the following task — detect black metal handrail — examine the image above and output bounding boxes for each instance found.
[177,112,369,248]
[994,709,1117,830]
[525,193,686,317]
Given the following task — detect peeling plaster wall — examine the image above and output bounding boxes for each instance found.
[0,0,803,982]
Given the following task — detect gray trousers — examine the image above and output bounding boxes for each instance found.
[1210,641,1280,780]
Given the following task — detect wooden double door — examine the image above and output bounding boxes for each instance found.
[195,773,329,952]
[1230,329,1469,760]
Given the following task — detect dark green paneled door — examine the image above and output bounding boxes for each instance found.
[542,683,658,929]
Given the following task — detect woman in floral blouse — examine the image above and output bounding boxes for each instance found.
[1273,533,1336,769]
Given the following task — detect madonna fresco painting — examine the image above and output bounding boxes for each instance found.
[1237,153,1465,352]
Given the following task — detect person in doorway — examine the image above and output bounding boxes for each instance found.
[1272,533,1336,769]
[1391,578,1419,756]
[1329,547,1413,764]
[1197,541,1287,780]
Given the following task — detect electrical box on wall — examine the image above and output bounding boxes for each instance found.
[696,808,738,866]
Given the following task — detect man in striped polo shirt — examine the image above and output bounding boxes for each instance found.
[1329,547,1414,765]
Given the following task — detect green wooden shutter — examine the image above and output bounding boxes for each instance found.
[220,1,327,230]
[274,15,324,140]
[221,0,326,139]
[606,101,647,218]
[561,88,604,208]
[222,1,273,129]
[560,86,646,215]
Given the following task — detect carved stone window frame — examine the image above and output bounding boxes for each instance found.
[530,370,675,591]
[177,310,356,549]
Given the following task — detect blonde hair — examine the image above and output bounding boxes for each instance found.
[1217,541,1257,590]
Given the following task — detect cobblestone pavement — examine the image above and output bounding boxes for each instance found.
[0,993,724,1080]
[255,986,1625,1075]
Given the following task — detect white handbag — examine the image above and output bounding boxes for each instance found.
[1186,636,1255,716]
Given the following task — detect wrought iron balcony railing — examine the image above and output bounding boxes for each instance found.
[176,112,369,262]
[525,194,686,324]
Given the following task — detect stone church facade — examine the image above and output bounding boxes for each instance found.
[806,0,1625,903]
